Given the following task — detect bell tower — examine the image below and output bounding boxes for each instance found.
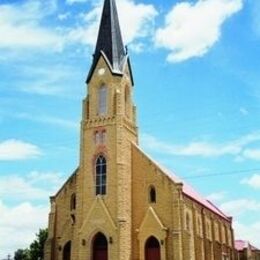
[77,0,137,259]
[83,0,136,131]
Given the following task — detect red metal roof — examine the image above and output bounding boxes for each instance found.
[235,240,260,251]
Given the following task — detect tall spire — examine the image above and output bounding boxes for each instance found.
[87,0,126,83]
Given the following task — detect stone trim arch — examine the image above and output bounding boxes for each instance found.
[138,207,167,260]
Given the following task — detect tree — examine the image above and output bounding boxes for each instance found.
[14,249,30,260]
[13,228,48,260]
[29,229,48,260]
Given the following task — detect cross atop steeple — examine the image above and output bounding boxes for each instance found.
[87,0,128,83]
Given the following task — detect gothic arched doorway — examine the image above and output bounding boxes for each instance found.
[92,232,108,260]
[63,241,71,260]
[145,236,161,260]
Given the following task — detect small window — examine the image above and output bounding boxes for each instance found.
[186,213,191,231]
[95,155,107,195]
[206,219,212,240]
[125,85,130,117]
[101,131,106,144]
[215,222,220,241]
[95,131,100,144]
[149,186,156,203]
[222,225,226,244]
[197,216,202,236]
[94,130,106,145]
[71,214,76,225]
[70,193,76,210]
[98,85,107,115]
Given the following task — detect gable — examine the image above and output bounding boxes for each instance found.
[138,207,167,240]
[132,143,231,222]
[87,51,124,84]
[80,196,117,234]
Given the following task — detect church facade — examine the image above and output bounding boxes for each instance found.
[44,0,236,259]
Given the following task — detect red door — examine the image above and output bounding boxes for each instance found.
[93,249,107,260]
[145,236,161,260]
[63,241,71,260]
[93,233,108,260]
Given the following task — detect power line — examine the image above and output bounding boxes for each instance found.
[182,168,260,180]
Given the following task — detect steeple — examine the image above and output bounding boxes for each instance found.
[87,0,128,83]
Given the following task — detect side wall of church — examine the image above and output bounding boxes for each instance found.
[132,145,184,260]
[182,195,235,260]
[131,144,235,260]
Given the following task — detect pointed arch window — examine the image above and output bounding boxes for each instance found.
[186,212,191,231]
[149,186,156,203]
[95,155,107,195]
[70,193,76,210]
[125,85,130,117]
[98,85,107,115]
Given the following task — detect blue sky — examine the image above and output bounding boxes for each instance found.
[0,0,260,257]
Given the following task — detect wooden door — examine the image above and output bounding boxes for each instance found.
[145,236,161,260]
[63,241,71,260]
[93,233,108,260]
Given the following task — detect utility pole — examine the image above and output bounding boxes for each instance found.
[2,255,12,260]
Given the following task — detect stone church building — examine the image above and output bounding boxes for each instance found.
[44,0,236,259]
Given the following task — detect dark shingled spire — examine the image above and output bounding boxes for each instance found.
[87,0,127,83]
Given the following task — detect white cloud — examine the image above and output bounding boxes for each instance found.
[0,170,67,257]
[240,107,249,116]
[17,65,82,96]
[58,12,71,21]
[68,0,158,50]
[0,1,63,50]
[243,149,260,161]
[207,191,227,202]
[141,132,260,159]
[0,139,42,161]
[220,199,260,217]
[16,113,78,130]
[0,0,157,54]
[0,171,65,201]
[250,0,260,38]
[66,0,88,4]
[0,200,49,258]
[241,174,260,189]
[154,0,243,62]
[141,133,239,157]
[234,221,260,248]
[28,171,66,186]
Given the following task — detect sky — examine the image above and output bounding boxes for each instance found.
[0,0,260,257]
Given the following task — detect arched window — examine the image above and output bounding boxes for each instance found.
[149,186,156,203]
[70,193,76,210]
[101,130,106,144]
[95,155,107,195]
[186,212,191,231]
[98,85,107,115]
[125,85,130,117]
[197,215,202,236]
[95,131,100,144]
[214,222,220,241]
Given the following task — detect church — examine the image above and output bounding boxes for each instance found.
[44,0,236,259]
